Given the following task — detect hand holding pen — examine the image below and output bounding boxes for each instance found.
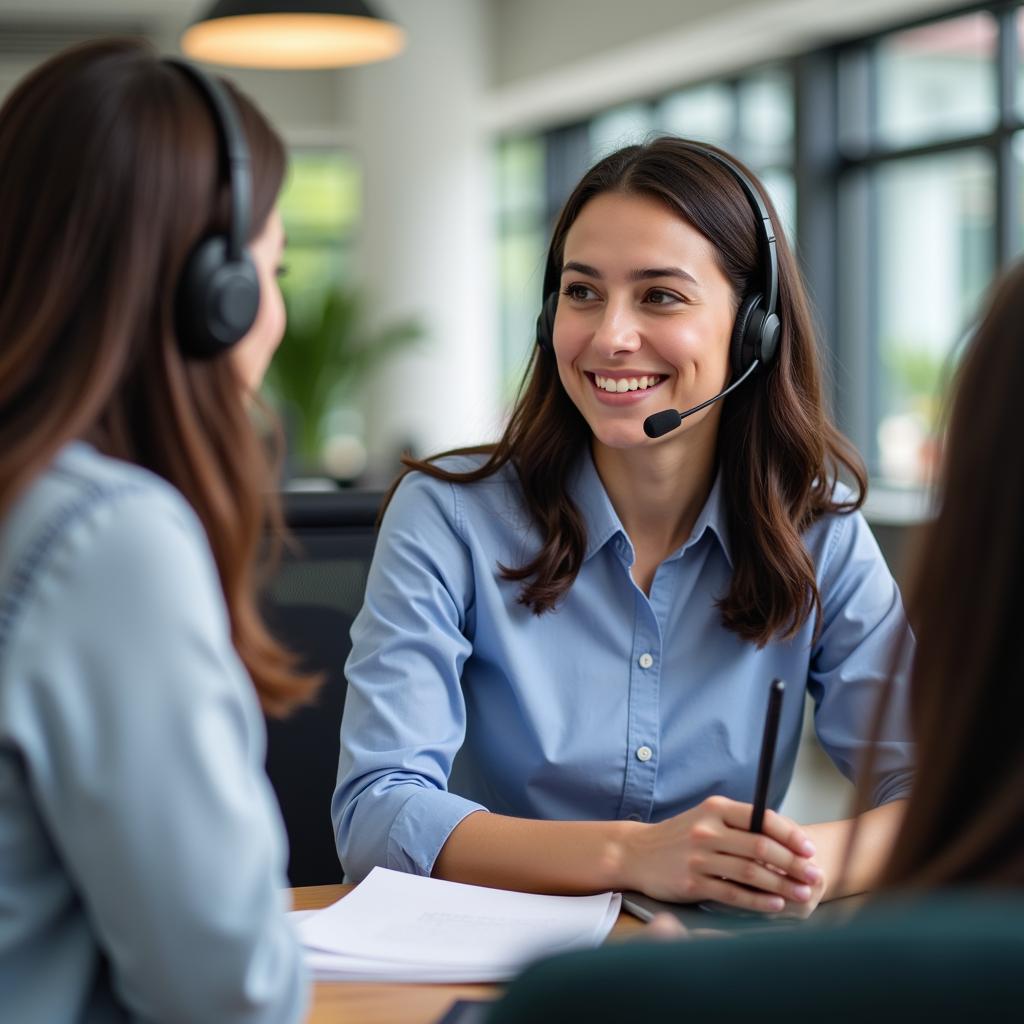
[618,678,824,914]
[743,679,826,918]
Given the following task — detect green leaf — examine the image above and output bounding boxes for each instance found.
[264,285,423,467]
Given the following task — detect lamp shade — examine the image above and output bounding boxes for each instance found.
[181,0,405,70]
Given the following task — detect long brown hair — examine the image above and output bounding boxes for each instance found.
[875,260,1024,887]
[0,38,316,715]
[393,137,866,646]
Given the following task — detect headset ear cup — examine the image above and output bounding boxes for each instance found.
[730,293,765,377]
[759,311,781,367]
[176,236,260,358]
[535,292,559,356]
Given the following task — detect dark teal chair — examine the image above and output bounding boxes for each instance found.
[486,893,1024,1023]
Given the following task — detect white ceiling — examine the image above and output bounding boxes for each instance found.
[0,1,199,16]
[0,1,202,37]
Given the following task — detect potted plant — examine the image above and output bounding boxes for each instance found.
[264,285,422,479]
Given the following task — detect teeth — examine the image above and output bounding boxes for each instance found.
[594,374,661,393]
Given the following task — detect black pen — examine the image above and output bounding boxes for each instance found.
[695,677,788,917]
[749,678,785,834]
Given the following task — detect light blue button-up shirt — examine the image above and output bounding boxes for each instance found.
[334,451,913,882]
[0,443,306,1024]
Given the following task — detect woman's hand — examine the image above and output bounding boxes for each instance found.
[773,865,826,919]
[642,913,689,940]
[620,796,824,914]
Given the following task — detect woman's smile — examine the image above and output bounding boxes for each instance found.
[585,371,669,404]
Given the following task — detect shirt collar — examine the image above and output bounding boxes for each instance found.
[570,449,623,563]
[686,466,733,568]
[569,447,733,568]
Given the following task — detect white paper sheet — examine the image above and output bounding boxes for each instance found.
[295,867,621,982]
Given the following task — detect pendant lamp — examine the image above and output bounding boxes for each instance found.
[181,0,405,70]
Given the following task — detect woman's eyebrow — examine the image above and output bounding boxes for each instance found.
[560,261,698,285]
[561,260,601,277]
[629,266,698,285]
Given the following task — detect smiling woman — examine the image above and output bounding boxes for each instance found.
[555,192,736,447]
[333,137,913,922]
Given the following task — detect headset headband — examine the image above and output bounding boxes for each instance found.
[685,144,779,318]
[163,57,251,262]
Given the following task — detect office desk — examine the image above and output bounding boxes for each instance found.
[292,884,646,1024]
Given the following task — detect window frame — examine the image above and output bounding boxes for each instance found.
[825,2,1023,483]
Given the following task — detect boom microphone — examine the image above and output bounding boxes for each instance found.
[642,359,761,439]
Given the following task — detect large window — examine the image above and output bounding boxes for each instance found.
[266,149,361,475]
[495,137,547,396]
[836,6,1020,488]
[277,149,361,321]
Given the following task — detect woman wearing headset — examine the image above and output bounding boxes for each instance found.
[485,252,1024,1024]
[335,137,914,913]
[0,39,310,1023]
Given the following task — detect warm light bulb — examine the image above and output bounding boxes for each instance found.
[182,13,405,70]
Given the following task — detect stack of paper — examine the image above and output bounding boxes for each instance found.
[291,866,621,982]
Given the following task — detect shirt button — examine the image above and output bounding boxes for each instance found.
[638,653,654,669]
[636,745,653,762]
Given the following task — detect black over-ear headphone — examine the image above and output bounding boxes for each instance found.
[164,58,260,359]
[535,143,781,382]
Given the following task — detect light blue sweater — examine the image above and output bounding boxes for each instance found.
[0,442,307,1023]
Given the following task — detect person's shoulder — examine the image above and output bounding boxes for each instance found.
[392,453,520,509]
[0,445,231,711]
[398,451,515,488]
[19,441,194,520]
[2,443,184,568]
[802,477,886,582]
[802,477,864,532]
[384,454,525,544]
[2,442,214,617]
[67,446,210,568]
[429,451,495,476]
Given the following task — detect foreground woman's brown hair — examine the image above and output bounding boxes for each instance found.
[876,260,1024,887]
[0,38,315,714]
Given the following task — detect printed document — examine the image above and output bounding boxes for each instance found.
[291,866,621,981]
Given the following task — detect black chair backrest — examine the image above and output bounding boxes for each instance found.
[262,489,382,886]
[487,893,1024,1023]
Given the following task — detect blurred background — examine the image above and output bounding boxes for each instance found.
[0,0,1014,821]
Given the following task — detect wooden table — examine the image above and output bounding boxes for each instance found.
[293,884,646,1024]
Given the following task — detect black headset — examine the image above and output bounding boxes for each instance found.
[164,58,260,359]
[534,142,781,382]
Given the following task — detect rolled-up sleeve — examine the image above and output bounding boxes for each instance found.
[809,510,915,806]
[333,471,487,881]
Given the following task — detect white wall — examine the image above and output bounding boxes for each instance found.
[345,0,501,471]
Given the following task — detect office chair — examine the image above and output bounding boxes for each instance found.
[486,891,1024,1023]
[261,489,382,886]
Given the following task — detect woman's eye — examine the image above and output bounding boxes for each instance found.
[645,288,682,306]
[275,264,289,279]
[562,283,598,302]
